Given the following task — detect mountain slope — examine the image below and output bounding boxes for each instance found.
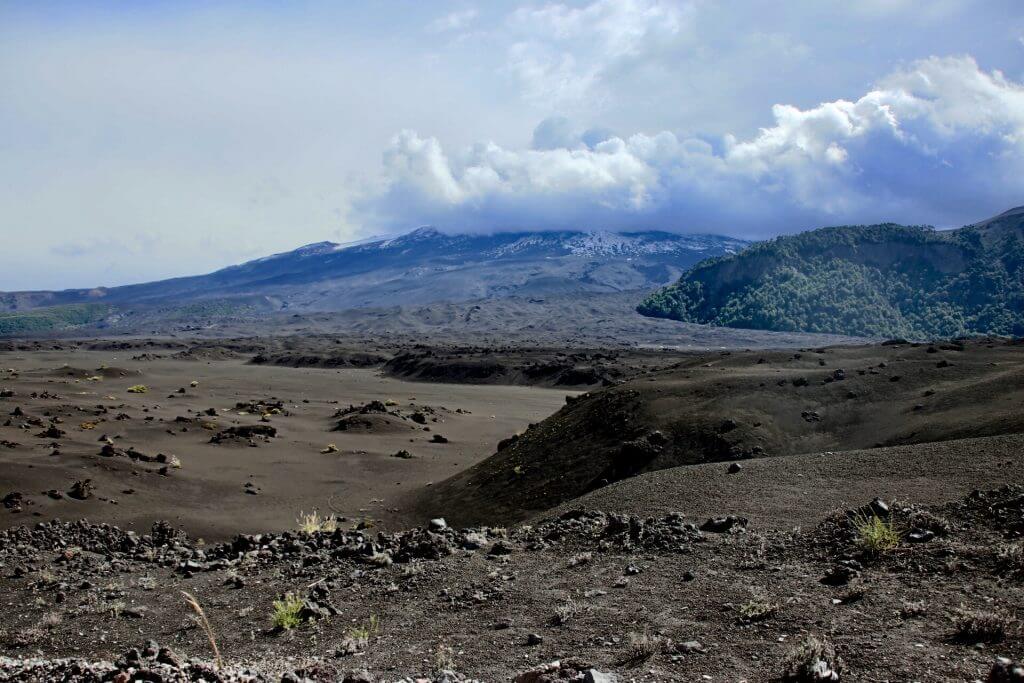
[638,207,1024,339]
[0,229,747,335]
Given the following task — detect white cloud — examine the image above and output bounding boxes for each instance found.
[504,0,694,108]
[427,9,478,34]
[358,56,1024,235]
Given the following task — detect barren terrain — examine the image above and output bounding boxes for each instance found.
[0,336,1022,682]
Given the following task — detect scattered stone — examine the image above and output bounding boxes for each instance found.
[210,424,277,443]
[989,658,1024,683]
[675,640,705,654]
[728,462,742,474]
[67,479,94,501]
[2,492,23,512]
[489,540,515,556]
[820,565,859,586]
[700,516,748,533]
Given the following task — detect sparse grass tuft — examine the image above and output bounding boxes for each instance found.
[271,593,304,631]
[952,605,1014,644]
[996,544,1024,580]
[550,597,587,626]
[781,635,842,682]
[899,600,927,619]
[401,563,424,580]
[296,510,338,534]
[346,614,379,641]
[433,641,456,673]
[567,552,592,567]
[366,550,393,567]
[126,385,148,394]
[623,630,666,662]
[736,588,779,623]
[182,591,222,669]
[853,512,900,554]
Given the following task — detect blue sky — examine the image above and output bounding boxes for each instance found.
[1,1,1023,289]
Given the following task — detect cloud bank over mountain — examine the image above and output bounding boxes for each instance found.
[360,56,1024,237]
[1,0,1022,288]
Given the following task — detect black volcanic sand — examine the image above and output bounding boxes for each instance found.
[0,290,866,349]
[0,349,573,540]
[0,337,1022,681]
[0,450,1021,680]
[417,338,1024,526]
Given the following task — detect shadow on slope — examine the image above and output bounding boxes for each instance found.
[414,338,1024,526]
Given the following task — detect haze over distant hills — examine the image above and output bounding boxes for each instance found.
[0,228,747,336]
[639,206,1024,339]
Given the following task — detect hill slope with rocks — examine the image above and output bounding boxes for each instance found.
[638,206,1024,338]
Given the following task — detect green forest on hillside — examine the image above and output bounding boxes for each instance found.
[639,222,1024,339]
[0,304,113,336]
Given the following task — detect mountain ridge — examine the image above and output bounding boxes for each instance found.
[0,228,748,336]
[638,206,1024,339]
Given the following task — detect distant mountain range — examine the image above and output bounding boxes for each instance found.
[0,228,748,336]
[639,207,1024,339]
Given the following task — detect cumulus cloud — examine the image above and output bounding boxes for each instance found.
[356,56,1024,236]
[504,0,693,108]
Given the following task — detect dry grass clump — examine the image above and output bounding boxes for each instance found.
[781,635,842,682]
[296,510,338,534]
[623,630,667,662]
[433,641,456,673]
[952,605,1015,644]
[365,550,393,567]
[996,543,1024,580]
[550,597,587,626]
[899,599,927,619]
[400,563,424,580]
[567,552,592,567]
[126,385,148,394]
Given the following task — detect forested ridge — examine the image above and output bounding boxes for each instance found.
[638,208,1024,338]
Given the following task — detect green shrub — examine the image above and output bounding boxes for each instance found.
[271,593,304,630]
[854,513,900,554]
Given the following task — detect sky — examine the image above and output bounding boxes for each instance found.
[1,1,1023,290]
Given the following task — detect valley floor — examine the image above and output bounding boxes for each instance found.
[0,337,1022,681]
